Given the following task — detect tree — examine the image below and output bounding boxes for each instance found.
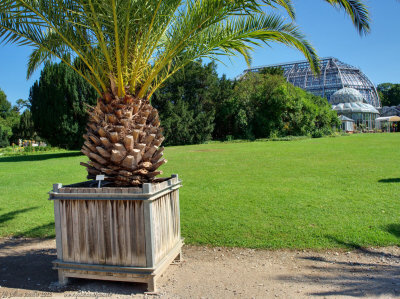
[0,88,11,119]
[156,99,196,145]
[0,88,20,142]
[386,85,400,107]
[212,75,235,140]
[0,125,9,148]
[259,66,285,77]
[12,110,36,141]
[0,0,370,186]
[224,73,340,139]
[15,99,30,112]
[153,60,218,145]
[29,62,97,149]
[377,83,400,107]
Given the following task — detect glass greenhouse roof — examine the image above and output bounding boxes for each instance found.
[330,87,364,105]
[332,102,379,114]
[243,57,381,108]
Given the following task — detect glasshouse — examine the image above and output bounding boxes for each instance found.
[243,57,381,108]
[338,115,355,132]
[331,88,379,130]
[375,116,400,132]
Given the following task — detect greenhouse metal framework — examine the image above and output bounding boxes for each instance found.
[243,57,381,107]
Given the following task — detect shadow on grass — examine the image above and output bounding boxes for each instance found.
[378,178,400,183]
[0,207,38,225]
[15,222,55,238]
[277,235,400,297]
[324,235,364,250]
[0,239,147,295]
[385,224,400,238]
[0,152,82,163]
[324,235,400,258]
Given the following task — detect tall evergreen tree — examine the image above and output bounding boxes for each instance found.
[30,62,97,149]
[152,60,218,145]
[0,125,9,148]
[212,75,235,140]
[12,110,36,141]
[0,89,11,119]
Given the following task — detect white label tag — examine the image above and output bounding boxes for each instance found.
[96,175,105,181]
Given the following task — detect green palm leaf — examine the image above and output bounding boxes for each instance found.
[324,0,370,35]
[0,0,370,98]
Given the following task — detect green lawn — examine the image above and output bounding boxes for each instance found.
[1,134,399,249]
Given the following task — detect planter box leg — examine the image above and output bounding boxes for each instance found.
[174,250,183,263]
[58,270,69,286]
[147,277,156,292]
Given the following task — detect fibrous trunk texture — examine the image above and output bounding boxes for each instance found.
[80,92,166,186]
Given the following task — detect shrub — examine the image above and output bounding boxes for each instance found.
[221,73,339,139]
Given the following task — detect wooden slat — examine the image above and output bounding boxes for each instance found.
[60,201,69,261]
[130,201,137,266]
[67,200,74,261]
[72,201,80,262]
[117,201,126,265]
[125,201,132,266]
[87,200,96,264]
[144,201,155,267]
[111,200,118,265]
[134,201,146,266]
[96,200,106,264]
[53,199,63,260]
[104,200,112,264]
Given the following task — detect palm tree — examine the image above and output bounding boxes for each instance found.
[0,0,369,185]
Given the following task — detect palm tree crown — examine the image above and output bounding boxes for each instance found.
[1,0,369,98]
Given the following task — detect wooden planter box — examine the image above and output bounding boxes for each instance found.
[48,175,182,292]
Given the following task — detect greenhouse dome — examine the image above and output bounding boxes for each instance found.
[331,88,379,130]
[241,57,381,108]
[330,87,365,105]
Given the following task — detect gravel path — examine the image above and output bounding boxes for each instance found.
[0,238,399,298]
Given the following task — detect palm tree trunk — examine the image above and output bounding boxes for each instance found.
[80,91,166,186]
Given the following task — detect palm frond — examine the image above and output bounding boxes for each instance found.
[262,0,295,19]
[324,0,370,35]
[0,0,371,98]
[145,13,319,98]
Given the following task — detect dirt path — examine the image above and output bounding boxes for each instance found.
[0,238,399,298]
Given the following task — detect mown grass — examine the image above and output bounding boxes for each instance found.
[0,134,399,249]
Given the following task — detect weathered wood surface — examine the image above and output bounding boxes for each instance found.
[51,175,182,292]
[53,239,183,292]
[55,175,178,195]
[153,190,181,265]
[57,199,147,267]
[49,176,180,201]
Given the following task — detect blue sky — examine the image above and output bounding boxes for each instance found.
[0,0,399,106]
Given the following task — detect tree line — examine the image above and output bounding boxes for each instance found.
[0,89,33,147]
[1,60,340,149]
[377,83,400,107]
